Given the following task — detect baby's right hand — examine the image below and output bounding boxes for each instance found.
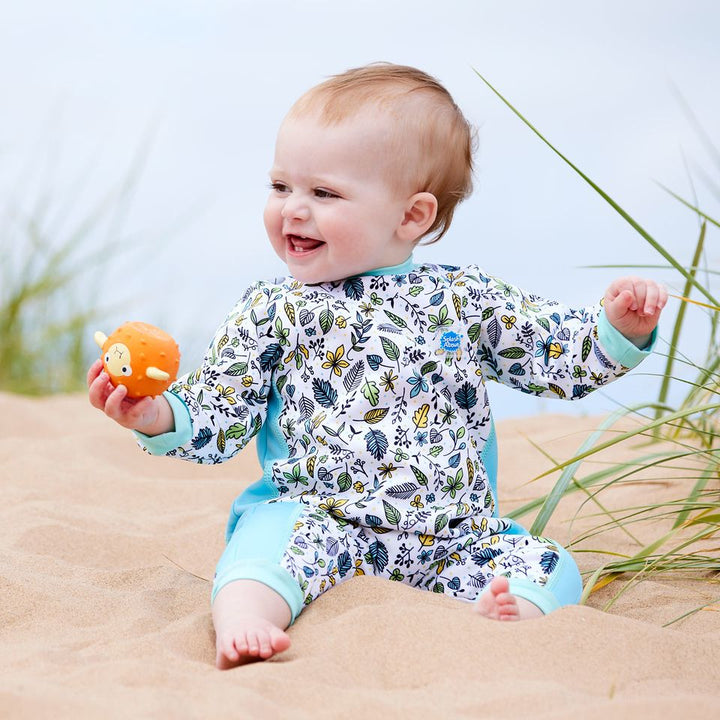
[87,359,166,434]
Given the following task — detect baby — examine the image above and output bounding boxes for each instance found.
[88,63,666,669]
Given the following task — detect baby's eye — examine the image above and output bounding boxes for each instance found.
[314,188,338,199]
[269,182,290,193]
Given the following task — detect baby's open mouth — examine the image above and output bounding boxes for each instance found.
[287,234,324,253]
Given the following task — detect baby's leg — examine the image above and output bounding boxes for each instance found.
[212,579,291,669]
[212,500,366,669]
[471,531,582,621]
[474,576,543,621]
[409,521,581,620]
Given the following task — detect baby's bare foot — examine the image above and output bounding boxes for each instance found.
[212,579,292,670]
[474,576,543,621]
[215,615,291,669]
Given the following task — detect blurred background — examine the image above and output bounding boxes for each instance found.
[1,0,718,418]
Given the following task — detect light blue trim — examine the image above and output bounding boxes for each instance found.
[507,542,582,613]
[133,391,193,455]
[224,373,289,541]
[597,310,657,368]
[255,373,290,480]
[360,256,415,276]
[212,561,304,622]
[480,418,499,516]
[507,578,561,614]
[543,542,583,607]
[212,501,306,624]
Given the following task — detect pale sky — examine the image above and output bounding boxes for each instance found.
[1,0,718,417]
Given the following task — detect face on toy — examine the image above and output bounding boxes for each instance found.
[94,321,181,398]
[103,342,133,378]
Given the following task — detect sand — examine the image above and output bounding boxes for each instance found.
[1,392,718,719]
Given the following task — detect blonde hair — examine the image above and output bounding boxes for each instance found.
[287,63,475,244]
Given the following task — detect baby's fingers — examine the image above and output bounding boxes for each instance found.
[103,383,133,421]
[105,386,156,429]
[642,282,667,315]
[87,359,104,387]
[88,368,115,411]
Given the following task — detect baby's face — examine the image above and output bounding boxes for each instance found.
[264,113,415,284]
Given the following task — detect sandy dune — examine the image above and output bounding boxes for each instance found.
[1,393,718,718]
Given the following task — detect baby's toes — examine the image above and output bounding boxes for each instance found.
[256,632,274,659]
[496,595,519,620]
[216,636,240,669]
[244,630,261,656]
[269,627,292,653]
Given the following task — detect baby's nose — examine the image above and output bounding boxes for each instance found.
[281,194,310,221]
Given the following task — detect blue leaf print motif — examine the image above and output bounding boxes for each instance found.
[259,343,283,371]
[488,316,501,349]
[448,577,461,591]
[540,551,559,574]
[472,547,503,566]
[326,537,339,556]
[385,482,419,499]
[593,343,613,369]
[191,427,212,450]
[337,550,353,577]
[455,382,478,410]
[572,384,591,399]
[367,540,389,572]
[343,277,364,300]
[302,565,316,578]
[365,429,388,460]
[367,354,383,371]
[312,378,338,408]
[365,514,385,528]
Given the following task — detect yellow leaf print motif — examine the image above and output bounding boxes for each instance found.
[548,342,564,360]
[418,532,434,546]
[413,403,430,429]
[319,497,348,517]
[452,292,462,319]
[322,345,350,376]
[215,384,237,405]
[364,408,389,424]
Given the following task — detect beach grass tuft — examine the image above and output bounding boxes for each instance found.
[0,162,143,395]
[476,69,720,617]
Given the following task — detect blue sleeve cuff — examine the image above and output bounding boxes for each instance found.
[134,391,193,455]
[597,309,657,369]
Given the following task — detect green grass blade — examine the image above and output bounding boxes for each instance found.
[527,409,628,535]
[532,402,720,481]
[473,69,719,307]
[657,222,706,421]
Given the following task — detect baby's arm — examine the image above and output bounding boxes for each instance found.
[603,277,668,348]
[87,359,174,436]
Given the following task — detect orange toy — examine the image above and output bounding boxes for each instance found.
[94,322,181,398]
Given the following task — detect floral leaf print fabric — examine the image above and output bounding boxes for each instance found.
[155,264,635,547]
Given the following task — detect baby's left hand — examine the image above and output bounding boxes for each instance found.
[603,276,668,348]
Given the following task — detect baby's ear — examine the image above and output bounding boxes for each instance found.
[398,192,438,243]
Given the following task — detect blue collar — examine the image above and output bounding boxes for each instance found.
[359,256,416,277]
